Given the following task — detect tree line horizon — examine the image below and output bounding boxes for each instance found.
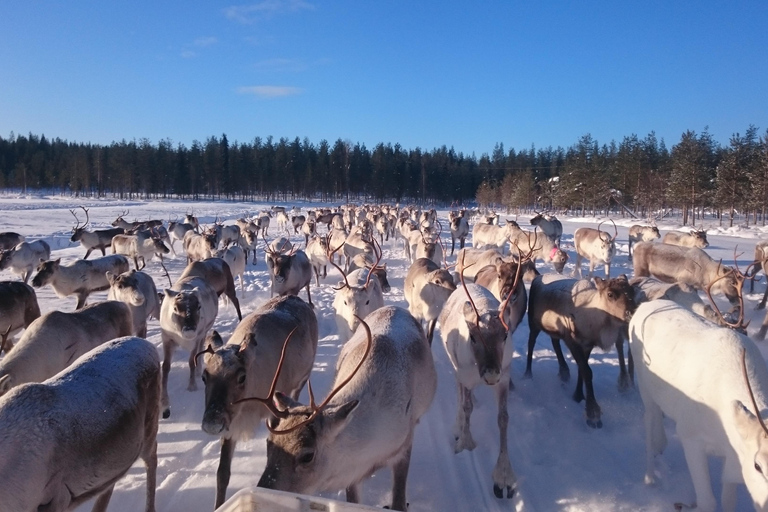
[1,126,766,226]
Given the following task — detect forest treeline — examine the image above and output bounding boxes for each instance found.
[1,126,766,226]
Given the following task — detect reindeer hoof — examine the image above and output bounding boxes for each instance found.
[757,302,766,311]
[586,417,602,429]
[493,484,515,499]
[162,408,170,419]
[522,370,532,380]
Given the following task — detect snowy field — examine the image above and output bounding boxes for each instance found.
[2,194,768,512]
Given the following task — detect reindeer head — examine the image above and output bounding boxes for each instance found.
[69,206,90,242]
[107,269,145,306]
[239,320,371,495]
[31,258,61,288]
[164,288,202,340]
[689,229,709,248]
[593,274,636,323]
[0,250,14,271]
[732,348,768,502]
[112,210,129,227]
[198,330,250,436]
[459,256,513,385]
[596,220,618,257]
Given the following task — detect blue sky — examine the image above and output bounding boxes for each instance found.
[1,1,766,155]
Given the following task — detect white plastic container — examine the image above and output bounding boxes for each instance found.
[216,486,383,512]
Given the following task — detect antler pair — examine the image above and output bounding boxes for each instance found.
[236,317,372,435]
[705,248,755,331]
[596,219,618,241]
[69,206,90,231]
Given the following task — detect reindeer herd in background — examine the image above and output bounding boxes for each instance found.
[2,202,768,511]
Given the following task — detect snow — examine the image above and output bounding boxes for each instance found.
[2,195,768,511]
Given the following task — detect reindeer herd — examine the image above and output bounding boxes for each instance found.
[2,203,768,511]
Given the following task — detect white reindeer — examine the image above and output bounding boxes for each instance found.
[630,300,768,512]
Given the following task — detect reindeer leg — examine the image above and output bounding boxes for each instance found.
[615,334,631,392]
[161,338,174,418]
[346,483,361,504]
[680,438,717,512]
[306,284,313,308]
[426,319,436,347]
[551,336,570,382]
[90,484,115,512]
[75,292,87,310]
[84,248,92,259]
[453,382,476,452]
[642,394,667,485]
[451,237,456,256]
[390,440,413,511]
[524,326,540,378]
[758,285,768,310]
[492,377,516,499]
[214,438,237,509]
[143,441,158,512]
[570,344,600,428]
[187,348,198,391]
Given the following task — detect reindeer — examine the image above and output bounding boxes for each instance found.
[265,241,313,306]
[167,220,196,256]
[301,218,317,245]
[749,239,768,309]
[663,229,709,248]
[254,307,436,511]
[507,225,568,274]
[107,269,160,338]
[456,248,539,284]
[0,300,133,396]
[343,228,373,272]
[630,276,722,327]
[184,212,200,232]
[329,243,385,342]
[347,240,391,293]
[32,255,129,309]
[305,235,329,287]
[179,258,243,321]
[217,223,241,249]
[630,300,768,512]
[0,281,40,355]
[239,229,259,266]
[112,231,170,271]
[525,273,636,427]
[183,230,218,263]
[68,206,124,259]
[199,295,318,508]
[0,240,51,283]
[274,210,290,233]
[404,258,456,345]
[627,224,660,256]
[449,211,470,255]
[159,275,219,418]
[530,212,563,245]
[291,214,306,234]
[256,211,272,237]
[632,241,741,305]
[413,226,444,267]
[0,336,160,512]
[472,220,519,252]
[112,210,163,231]
[573,220,618,278]
[438,265,521,499]
[216,246,246,294]
[0,232,24,251]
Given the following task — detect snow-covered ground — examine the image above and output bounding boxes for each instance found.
[1,195,767,512]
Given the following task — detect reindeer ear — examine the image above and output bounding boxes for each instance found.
[106,271,116,284]
[322,399,359,439]
[207,330,225,351]
[273,391,302,411]
[164,288,178,298]
[462,301,478,324]
[0,374,12,396]
[593,277,607,290]
[733,400,763,441]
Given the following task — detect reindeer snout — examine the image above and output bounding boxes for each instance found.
[202,409,228,435]
[482,369,501,385]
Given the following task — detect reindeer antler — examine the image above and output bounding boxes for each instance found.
[327,238,351,290]
[705,248,753,331]
[742,347,768,436]
[237,318,372,435]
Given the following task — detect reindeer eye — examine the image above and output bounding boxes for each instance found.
[470,335,477,345]
[756,462,763,474]
[299,451,315,465]
[237,373,246,385]
[607,292,615,299]
[365,300,370,305]
[201,372,208,384]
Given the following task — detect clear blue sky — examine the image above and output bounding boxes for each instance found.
[1,1,766,155]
